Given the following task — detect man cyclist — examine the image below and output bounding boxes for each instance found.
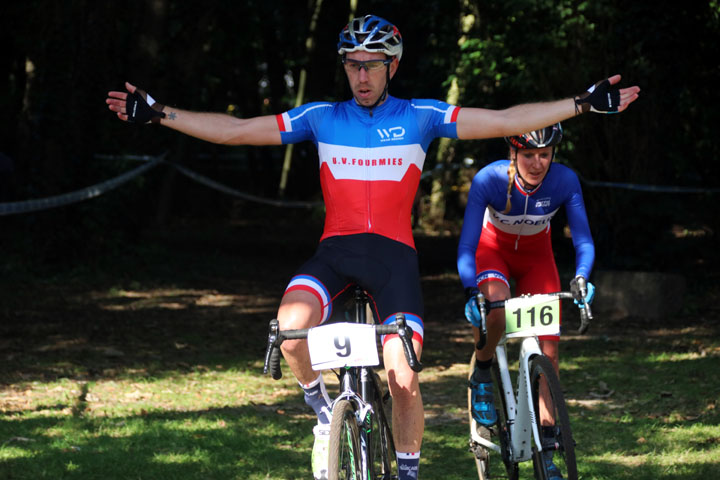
[458,123,595,479]
[106,14,639,480]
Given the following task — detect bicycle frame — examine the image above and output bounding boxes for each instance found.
[471,334,545,462]
[504,336,544,461]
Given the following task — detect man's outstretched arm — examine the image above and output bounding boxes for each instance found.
[106,82,282,146]
[456,74,641,140]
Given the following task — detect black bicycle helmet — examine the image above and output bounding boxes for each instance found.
[337,15,403,60]
[504,123,563,150]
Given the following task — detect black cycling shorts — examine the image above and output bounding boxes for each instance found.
[283,233,425,344]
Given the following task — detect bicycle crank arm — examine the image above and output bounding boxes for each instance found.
[469,419,501,453]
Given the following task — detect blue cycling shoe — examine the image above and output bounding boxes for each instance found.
[544,454,564,480]
[468,379,497,426]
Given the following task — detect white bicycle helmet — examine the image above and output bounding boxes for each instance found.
[337,15,403,61]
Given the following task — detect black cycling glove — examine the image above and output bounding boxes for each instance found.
[574,79,621,114]
[126,88,166,124]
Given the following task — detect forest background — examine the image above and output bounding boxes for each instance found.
[1,0,719,306]
[2,2,720,478]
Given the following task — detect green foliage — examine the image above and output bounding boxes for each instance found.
[446,0,720,270]
[0,0,718,272]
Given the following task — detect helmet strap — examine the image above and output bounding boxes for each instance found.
[516,172,540,192]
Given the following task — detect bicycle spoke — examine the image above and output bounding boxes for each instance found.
[529,355,577,480]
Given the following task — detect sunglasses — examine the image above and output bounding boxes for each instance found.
[342,57,392,72]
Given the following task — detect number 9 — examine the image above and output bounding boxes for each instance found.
[334,336,352,357]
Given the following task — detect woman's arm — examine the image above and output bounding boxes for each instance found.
[564,177,595,279]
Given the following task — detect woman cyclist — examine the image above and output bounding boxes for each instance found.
[457,123,595,479]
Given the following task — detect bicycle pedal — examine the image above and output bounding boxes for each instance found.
[468,440,489,461]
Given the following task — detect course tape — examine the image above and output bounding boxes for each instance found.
[422,162,720,194]
[576,174,720,193]
[0,157,163,216]
[0,154,321,216]
[171,163,322,208]
[2,156,717,216]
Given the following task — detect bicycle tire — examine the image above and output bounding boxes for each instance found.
[467,352,491,480]
[329,400,363,480]
[368,372,395,479]
[528,355,577,480]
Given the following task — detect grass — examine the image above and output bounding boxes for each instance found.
[0,358,327,479]
[3,319,718,479]
[2,222,719,479]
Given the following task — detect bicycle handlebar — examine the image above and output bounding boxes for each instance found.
[473,290,593,350]
[263,314,423,380]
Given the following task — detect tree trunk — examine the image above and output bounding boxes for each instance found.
[277,0,324,198]
[426,1,477,230]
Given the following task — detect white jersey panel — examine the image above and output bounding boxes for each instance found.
[483,205,559,236]
[317,142,426,182]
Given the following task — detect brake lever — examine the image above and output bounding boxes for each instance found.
[263,319,284,379]
[395,313,423,372]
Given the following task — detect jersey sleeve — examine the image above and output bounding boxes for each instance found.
[457,166,497,289]
[276,102,334,145]
[563,171,595,279]
[410,99,460,149]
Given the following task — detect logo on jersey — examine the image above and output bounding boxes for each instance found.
[331,157,403,166]
[318,142,425,181]
[377,126,405,142]
[484,206,559,236]
[534,197,551,208]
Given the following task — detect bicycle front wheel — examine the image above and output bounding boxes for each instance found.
[329,400,362,480]
[529,355,577,480]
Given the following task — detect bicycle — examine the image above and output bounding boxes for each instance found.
[467,278,593,480]
[263,285,423,480]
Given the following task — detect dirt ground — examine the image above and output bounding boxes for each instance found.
[1,209,718,389]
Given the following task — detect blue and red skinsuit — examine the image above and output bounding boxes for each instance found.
[457,160,594,338]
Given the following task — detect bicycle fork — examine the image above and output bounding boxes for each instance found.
[471,338,546,463]
[334,367,378,480]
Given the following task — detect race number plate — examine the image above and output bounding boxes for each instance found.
[504,295,561,338]
[308,323,379,370]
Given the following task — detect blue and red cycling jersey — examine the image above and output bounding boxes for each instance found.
[276,95,460,250]
[275,95,460,343]
[457,159,595,292]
